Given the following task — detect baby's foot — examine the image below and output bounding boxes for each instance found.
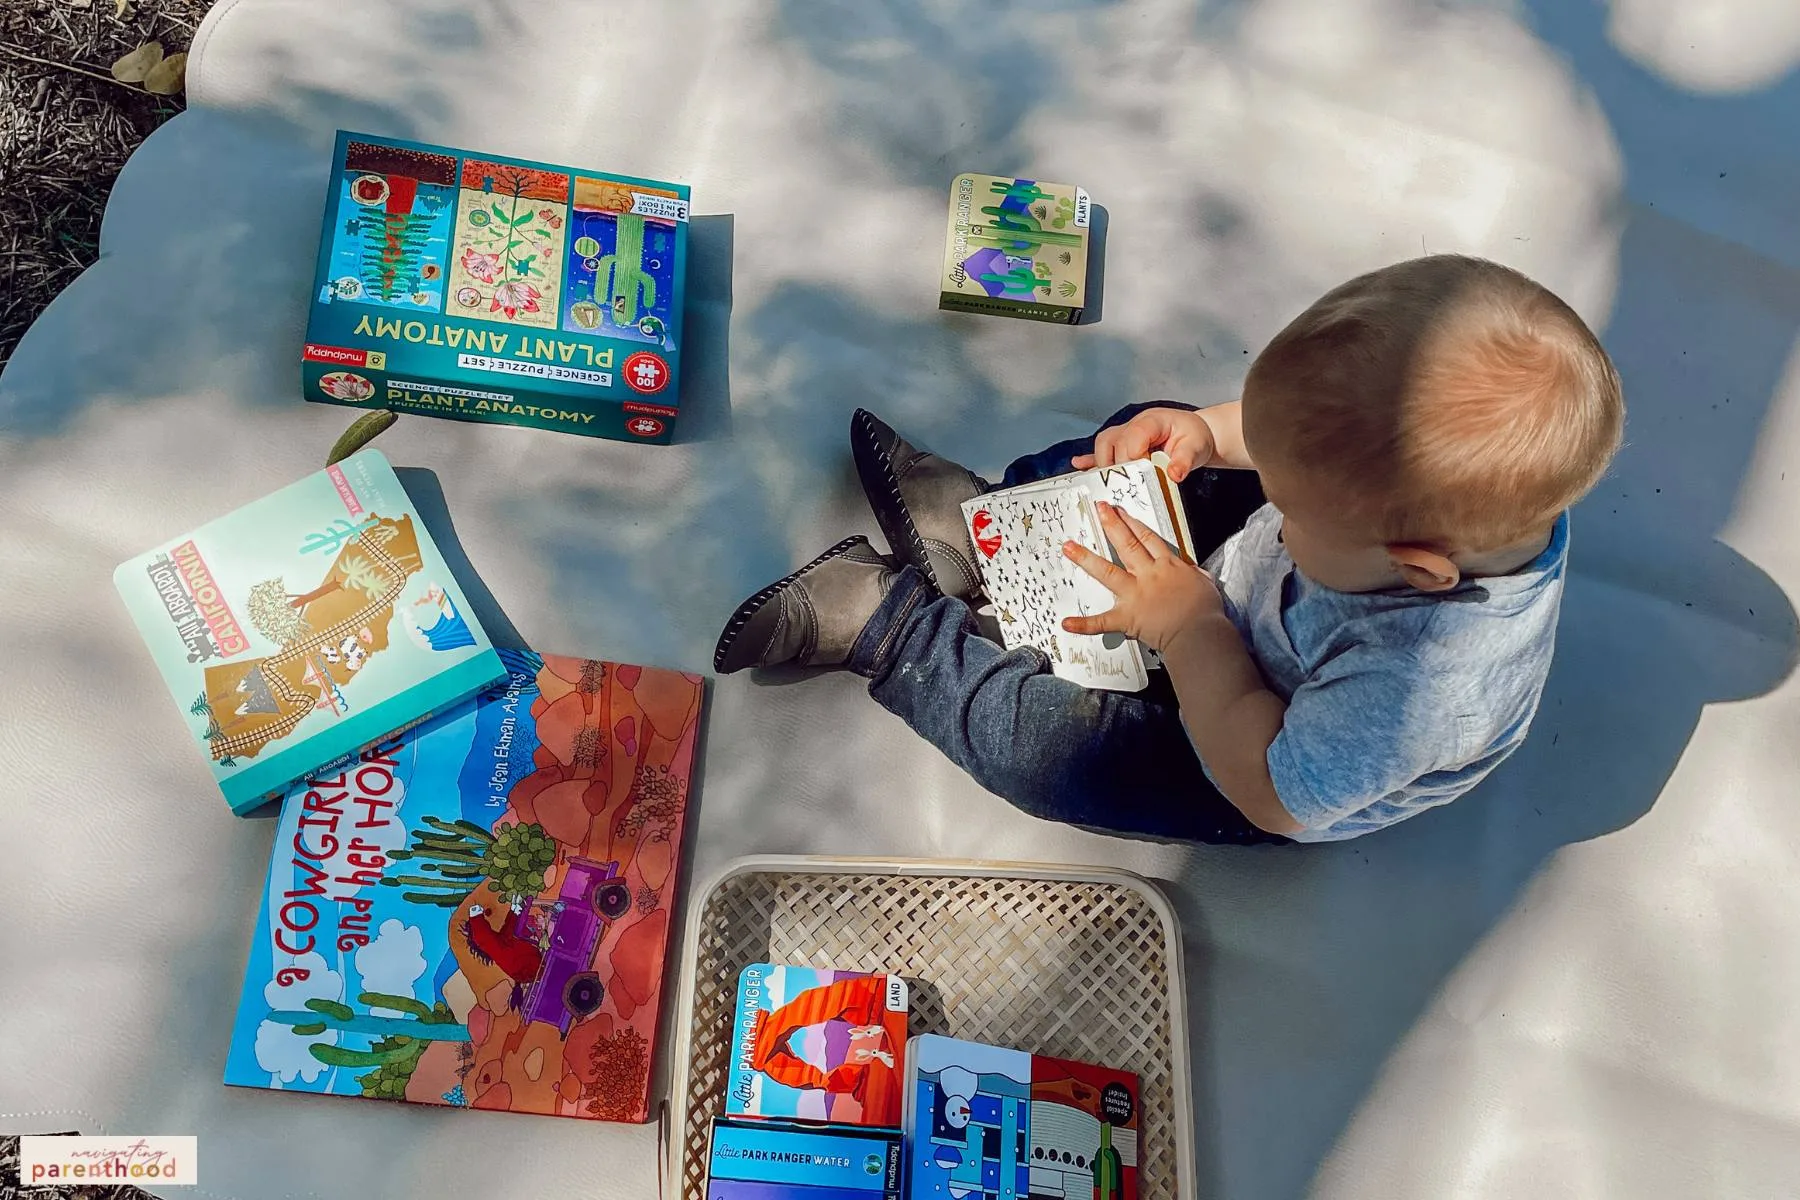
[851,409,986,603]
[713,537,898,673]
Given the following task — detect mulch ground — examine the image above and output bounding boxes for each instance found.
[0,0,213,369]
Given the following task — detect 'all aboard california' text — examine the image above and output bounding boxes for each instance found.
[145,541,249,663]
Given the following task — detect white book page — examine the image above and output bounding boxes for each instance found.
[961,486,1150,692]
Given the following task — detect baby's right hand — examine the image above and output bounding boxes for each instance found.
[1072,406,1217,481]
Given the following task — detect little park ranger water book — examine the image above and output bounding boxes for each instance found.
[304,131,691,444]
[223,649,706,1122]
[112,449,504,815]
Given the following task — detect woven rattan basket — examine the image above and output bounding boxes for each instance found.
[666,855,1195,1200]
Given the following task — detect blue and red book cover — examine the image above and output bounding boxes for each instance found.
[903,1034,1140,1200]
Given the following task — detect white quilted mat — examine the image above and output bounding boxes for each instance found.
[4,1,1800,1196]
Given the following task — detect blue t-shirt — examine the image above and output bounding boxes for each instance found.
[1203,505,1568,842]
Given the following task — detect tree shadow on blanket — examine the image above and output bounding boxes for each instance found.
[0,90,443,436]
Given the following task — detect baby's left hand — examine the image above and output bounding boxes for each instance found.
[1062,503,1222,654]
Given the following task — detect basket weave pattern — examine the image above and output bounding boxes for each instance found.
[677,869,1183,1200]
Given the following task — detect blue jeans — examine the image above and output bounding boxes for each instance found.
[846,404,1289,846]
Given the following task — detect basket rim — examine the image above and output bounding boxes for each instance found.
[664,853,1194,1200]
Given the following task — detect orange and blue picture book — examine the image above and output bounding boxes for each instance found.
[112,449,504,814]
[726,965,910,1127]
[223,649,705,1122]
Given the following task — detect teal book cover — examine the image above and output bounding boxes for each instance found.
[303,131,691,444]
[112,449,505,814]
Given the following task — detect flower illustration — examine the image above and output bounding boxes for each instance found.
[491,280,542,318]
[538,206,556,221]
[548,215,563,229]
[460,247,501,284]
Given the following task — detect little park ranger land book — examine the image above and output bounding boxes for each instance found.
[112,449,505,814]
[303,131,691,444]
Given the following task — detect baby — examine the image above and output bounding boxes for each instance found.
[713,256,1624,844]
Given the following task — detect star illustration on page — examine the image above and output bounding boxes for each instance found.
[1000,607,1016,624]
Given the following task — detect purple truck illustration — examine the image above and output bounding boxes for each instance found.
[517,857,634,1034]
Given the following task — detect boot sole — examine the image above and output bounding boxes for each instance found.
[850,408,943,594]
[713,535,870,673]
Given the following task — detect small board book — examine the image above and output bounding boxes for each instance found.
[959,459,1196,693]
[707,1117,904,1200]
[726,965,909,1127]
[304,131,691,444]
[903,1034,1141,1200]
[112,449,505,814]
[223,648,706,1122]
[940,173,1090,324]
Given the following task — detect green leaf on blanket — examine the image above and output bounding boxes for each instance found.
[327,409,399,466]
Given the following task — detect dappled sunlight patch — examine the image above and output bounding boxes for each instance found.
[1609,0,1800,94]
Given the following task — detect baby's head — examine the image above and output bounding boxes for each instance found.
[1242,255,1623,593]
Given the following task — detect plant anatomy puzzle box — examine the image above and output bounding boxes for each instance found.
[304,131,691,444]
[940,172,1090,324]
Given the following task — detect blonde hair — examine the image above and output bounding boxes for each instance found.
[1243,255,1624,552]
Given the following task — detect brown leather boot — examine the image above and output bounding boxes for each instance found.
[713,537,899,672]
[850,408,986,603]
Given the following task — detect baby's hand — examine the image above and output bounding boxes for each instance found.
[1061,502,1222,653]
[1072,406,1216,481]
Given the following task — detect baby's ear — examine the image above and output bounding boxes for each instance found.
[1388,545,1461,592]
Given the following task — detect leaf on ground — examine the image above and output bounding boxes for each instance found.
[327,409,399,466]
[110,41,163,83]
[144,51,188,96]
[114,0,131,17]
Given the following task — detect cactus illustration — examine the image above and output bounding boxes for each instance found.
[979,266,1042,297]
[379,815,556,908]
[990,180,1052,207]
[266,993,470,1060]
[966,206,1083,254]
[594,212,658,328]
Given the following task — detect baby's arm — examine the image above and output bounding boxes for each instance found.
[1061,502,1301,836]
[1158,618,1300,836]
[1073,401,1255,479]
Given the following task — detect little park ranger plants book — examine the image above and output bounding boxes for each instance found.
[303,131,691,444]
[112,449,505,814]
[223,649,705,1122]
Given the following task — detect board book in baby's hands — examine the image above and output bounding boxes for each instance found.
[903,1033,1141,1200]
[960,459,1195,693]
[726,965,909,1127]
[113,449,505,814]
[223,649,706,1121]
